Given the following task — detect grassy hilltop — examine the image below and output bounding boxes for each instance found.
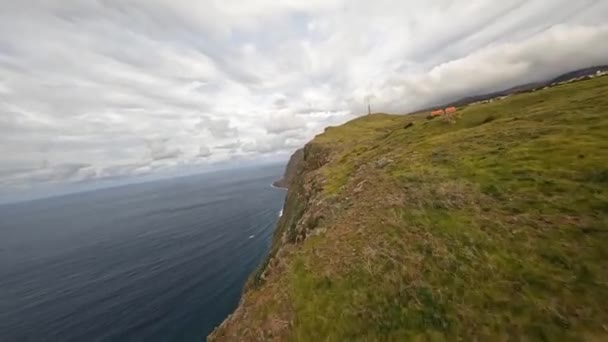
[210,76,608,341]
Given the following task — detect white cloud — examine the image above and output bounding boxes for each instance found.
[264,112,305,134]
[197,146,212,158]
[0,0,607,193]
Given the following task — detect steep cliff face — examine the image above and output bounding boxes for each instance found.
[209,76,608,341]
[272,148,304,189]
[208,141,335,340]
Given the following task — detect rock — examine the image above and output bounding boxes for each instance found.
[375,157,393,168]
[354,180,367,193]
[309,227,327,237]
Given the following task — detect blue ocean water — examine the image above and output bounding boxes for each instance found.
[0,165,286,342]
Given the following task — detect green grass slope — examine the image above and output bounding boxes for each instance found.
[210,76,608,341]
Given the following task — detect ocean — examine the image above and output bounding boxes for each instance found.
[0,165,286,341]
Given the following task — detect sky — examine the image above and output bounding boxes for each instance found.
[1,0,607,200]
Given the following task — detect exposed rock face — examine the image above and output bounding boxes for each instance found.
[272,148,304,189]
[208,141,332,341]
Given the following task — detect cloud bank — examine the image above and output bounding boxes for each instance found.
[1,0,607,193]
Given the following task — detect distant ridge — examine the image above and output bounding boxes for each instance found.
[419,65,608,112]
[549,65,608,84]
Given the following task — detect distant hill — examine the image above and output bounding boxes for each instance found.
[444,81,546,108]
[549,65,608,84]
[421,65,608,112]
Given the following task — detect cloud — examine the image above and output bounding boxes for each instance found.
[195,116,238,138]
[0,0,607,193]
[197,146,212,158]
[145,138,182,161]
[0,163,92,189]
[242,137,286,154]
[214,140,242,150]
[387,24,608,110]
[264,112,305,134]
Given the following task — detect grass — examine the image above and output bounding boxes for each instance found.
[209,76,608,341]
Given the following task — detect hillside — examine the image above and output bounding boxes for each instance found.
[209,76,608,341]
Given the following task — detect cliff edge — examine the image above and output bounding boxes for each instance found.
[272,148,304,189]
[209,76,608,340]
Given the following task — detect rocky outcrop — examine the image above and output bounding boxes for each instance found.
[271,148,304,189]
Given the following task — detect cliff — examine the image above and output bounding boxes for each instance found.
[209,76,608,340]
[272,148,304,189]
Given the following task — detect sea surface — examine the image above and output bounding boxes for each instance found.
[0,165,286,341]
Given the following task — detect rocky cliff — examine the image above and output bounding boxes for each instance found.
[208,76,608,341]
[271,148,304,189]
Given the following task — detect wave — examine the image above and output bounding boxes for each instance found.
[270,183,288,190]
